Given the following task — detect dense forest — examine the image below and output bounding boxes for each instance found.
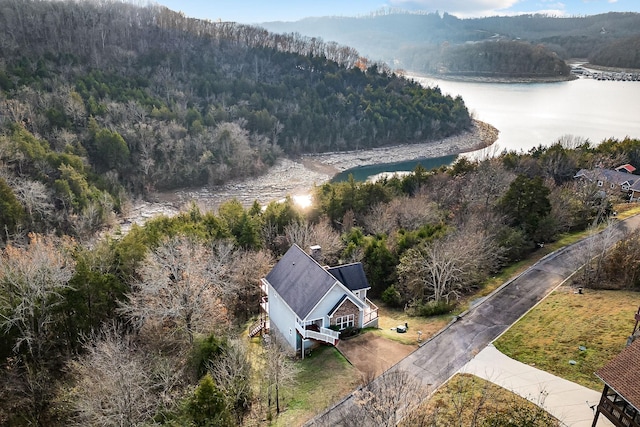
[439,40,570,77]
[2,133,640,425]
[3,1,640,426]
[261,10,640,75]
[0,0,471,237]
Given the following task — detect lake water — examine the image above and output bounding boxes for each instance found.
[337,76,640,181]
[331,154,457,182]
[415,76,640,154]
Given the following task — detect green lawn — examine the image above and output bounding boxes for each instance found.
[269,345,361,427]
[494,287,640,390]
[372,303,450,345]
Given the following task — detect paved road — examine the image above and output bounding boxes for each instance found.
[306,215,640,426]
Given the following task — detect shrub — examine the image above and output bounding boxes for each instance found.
[410,300,456,317]
[381,285,403,307]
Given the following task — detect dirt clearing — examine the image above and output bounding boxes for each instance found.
[336,333,416,378]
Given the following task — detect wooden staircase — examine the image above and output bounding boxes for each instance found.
[249,319,268,338]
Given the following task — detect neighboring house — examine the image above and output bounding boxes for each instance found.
[574,165,640,201]
[616,164,637,174]
[254,244,379,355]
[592,338,640,427]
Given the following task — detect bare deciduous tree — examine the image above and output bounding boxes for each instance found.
[68,323,177,427]
[363,196,442,235]
[397,225,495,304]
[119,236,230,343]
[225,249,273,321]
[0,233,76,360]
[570,219,620,288]
[262,339,298,417]
[209,337,253,424]
[335,369,426,427]
[284,219,343,264]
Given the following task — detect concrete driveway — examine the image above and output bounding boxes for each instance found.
[306,215,640,426]
[462,344,614,427]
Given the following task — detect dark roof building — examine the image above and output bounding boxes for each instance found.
[265,244,337,319]
[259,244,379,354]
[593,339,640,426]
[327,263,371,292]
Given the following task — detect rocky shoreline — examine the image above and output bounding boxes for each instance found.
[146,120,498,215]
[301,120,498,173]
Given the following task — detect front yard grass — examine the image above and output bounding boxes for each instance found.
[402,373,559,426]
[494,286,640,390]
[270,345,361,427]
[372,303,450,345]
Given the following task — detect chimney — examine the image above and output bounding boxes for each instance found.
[309,245,322,262]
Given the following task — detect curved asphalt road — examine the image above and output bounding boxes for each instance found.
[306,215,640,426]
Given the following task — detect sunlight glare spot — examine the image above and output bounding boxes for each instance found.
[293,194,313,209]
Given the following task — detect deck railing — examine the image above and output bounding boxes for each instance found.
[363,298,379,326]
[295,322,340,345]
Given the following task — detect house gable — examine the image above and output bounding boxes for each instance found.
[328,297,361,329]
[305,281,365,323]
[596,339,640,412]
[593,339,640,427]
[616,164,637,174]
[265,244,338,319]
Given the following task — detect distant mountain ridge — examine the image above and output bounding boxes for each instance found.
[260,11,640,75]
[0,0,471,237]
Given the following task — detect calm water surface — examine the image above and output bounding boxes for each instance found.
[415,76,640,154]
[336,77,640,181]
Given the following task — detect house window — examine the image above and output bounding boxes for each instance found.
[335,314,354,330]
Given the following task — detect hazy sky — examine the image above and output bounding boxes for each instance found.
[153,0,640,23]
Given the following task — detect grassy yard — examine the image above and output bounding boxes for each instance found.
[401,373,559,426]
[494,286,640,390]
[266,345,361,427]
[371,303,451,345]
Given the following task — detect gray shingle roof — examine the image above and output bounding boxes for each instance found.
[596,339,640,411]
[575,168,638,188]
[265,244,337,319]
[327,263,370,292]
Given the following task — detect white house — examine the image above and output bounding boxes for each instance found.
[255,244,379,355]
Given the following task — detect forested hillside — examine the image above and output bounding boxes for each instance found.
[261,10,640,75]
[4,2,640,426]
[440,40,569,77]
[3,131,640,425]
[0,0,470,238]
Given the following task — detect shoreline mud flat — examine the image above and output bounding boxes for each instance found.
[122,120,498,227]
